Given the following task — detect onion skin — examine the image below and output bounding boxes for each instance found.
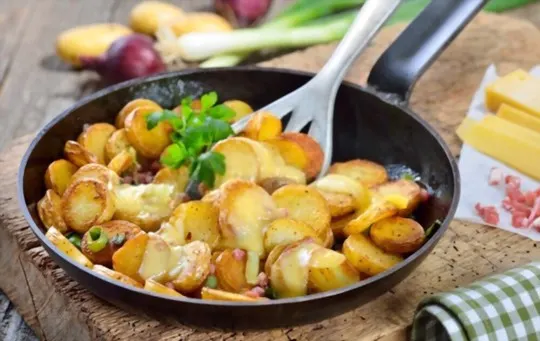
[215,0,272,27]
[80,34,166,84]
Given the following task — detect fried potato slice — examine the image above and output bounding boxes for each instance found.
[170,241,212,294]
[62,179,116,233]
[223,99,253,123]
[374,179,422,216]
[70,163,120,187]
[113,183,176,232]
[258,177,298,195]
[280,132,323,180]
[263,218,320,254]
[92,264,143,288]
[264,243,288,277]
[218,180,278,257]
[44,159,78,195]
[342,198,397,236]
[144,279,183,297]
[370,217,425,254]
[310,174,371,216]
[116,98,162,129]
[322,227,334,249]
[105,129,132,162]
[81,220,141,266]
[138,232,172,281]
[107,148,135,175]
[77,123,116,164]
[152,166,189,193]
[317,191,356,218]
[64,140,98,167]
[329,159,388,188]
[201,287,264,302]
[112,231,149,282]
[162,201,220,248]
[271,184,331,238]
[264,137,309,172]
[214,249,249,293]
[330,211,361,238]
[45,227,93,268]
[243,111,282,141]
[211,137,259,188]
[307,248,360,293]
[270,238,321,298]
[342,234,403,276]
[38,189,69,233]
[125,106,171,159]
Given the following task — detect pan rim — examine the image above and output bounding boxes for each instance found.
[17,66,460,307]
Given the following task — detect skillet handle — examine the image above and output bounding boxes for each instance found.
[367,0,488,103]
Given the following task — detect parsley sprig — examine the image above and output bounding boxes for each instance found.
[146,91,236,188]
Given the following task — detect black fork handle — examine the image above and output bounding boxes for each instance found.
[367,0,489,103]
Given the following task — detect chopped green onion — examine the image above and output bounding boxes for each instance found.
[66,232,82,250]
[205,275,218,289]
[87,226,108,253]
[401,173,415,181]
[425,219,442,239]
[264,287,277,299]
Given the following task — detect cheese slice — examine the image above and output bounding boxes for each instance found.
[485,69,540,118]
[480,115,540,145]
[456,118,540,181]
[496,103,540,134]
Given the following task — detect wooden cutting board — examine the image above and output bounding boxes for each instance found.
[1,12,540,341]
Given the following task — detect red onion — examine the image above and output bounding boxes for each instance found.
[215,0,272,27]
[80,34,165,84]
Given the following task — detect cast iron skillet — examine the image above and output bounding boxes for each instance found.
[18,0,485,329]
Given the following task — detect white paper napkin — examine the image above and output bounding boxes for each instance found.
[454,65,540,241]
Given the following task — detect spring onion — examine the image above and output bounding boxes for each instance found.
[205,275,219,288]
[66,232,82,250]
[87,226,109,253]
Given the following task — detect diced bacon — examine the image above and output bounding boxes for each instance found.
[489,167,504,186]
[209,264,216,275]
[475,203,500,225]
[506,185,526,203]
[505,175,522,189]
[420,188,430,202]
[165,282,175,289]
[511,211,529,228]
[501,197,513,212]
[524,191,538,207]
[244,286,265,298]
[526,198,540,228]
[232,248,246,261]
[256,272,269,288]
[531,217,540,231]
[150,160,162,173]
[509,200,532,216]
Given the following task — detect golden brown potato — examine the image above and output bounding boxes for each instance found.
[130,1,185,36]
[125,106,171,159]
[270,238,322,298]
[62,179,116,233]
[201,287,263,302]
[163,201,220,248]
[370,217,425,254]
[280,132,323,180]
[218,180,279,257]
[211,137,259,188]
[317,190,356,218]
[201,188,221,207]
[44,159,78,196]
[144,279,183,297]
[271,184,331,239]
[264,243,288,277]
[38,190,69,233]
[64,140,98,167]
[258,177,298,195]
[107,149,135,175]
[137,232,172,281]
[330,211,361,238]
[310,174,371,216]
[243,111,282,141]
[70,163,120,187]
[56,24,132,67]
[342,234,403,276]
[307,248,360,293]
[80,220,141,266]
[113,183,176,232]
[116,99,162,129]
[112,231,149,282]
[45,227,93,268]
[214,249,249,293]
[343,198,398,236]
[105,129,132,162]
[170,241,212,294]
[374,179,422,216]
[152,166,189,193]
[264,137,309,173]
[170,12,233,37]
[223,100,253,123]
[77,123,116,164]
[92,265,143,288]
[322,227,334,249]
[329,159,388,188]
[263,218,320,254]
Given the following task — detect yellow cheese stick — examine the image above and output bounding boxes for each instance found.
[497,104,540,134]
[480,115,540,145]
[456,118,540,181]
[485,69,540,118]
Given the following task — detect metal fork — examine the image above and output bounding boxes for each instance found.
[233,0,404,178]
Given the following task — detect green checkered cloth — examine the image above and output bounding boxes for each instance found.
[411,262,540,341]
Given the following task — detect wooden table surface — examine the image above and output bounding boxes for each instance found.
[1,1,540,340]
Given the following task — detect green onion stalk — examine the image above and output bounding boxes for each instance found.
[87,226,109,253]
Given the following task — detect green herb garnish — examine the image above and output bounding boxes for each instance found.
[425,219,442,238]
[205,275,218,289]
[146,91,236,188]
[66,232,82,250]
